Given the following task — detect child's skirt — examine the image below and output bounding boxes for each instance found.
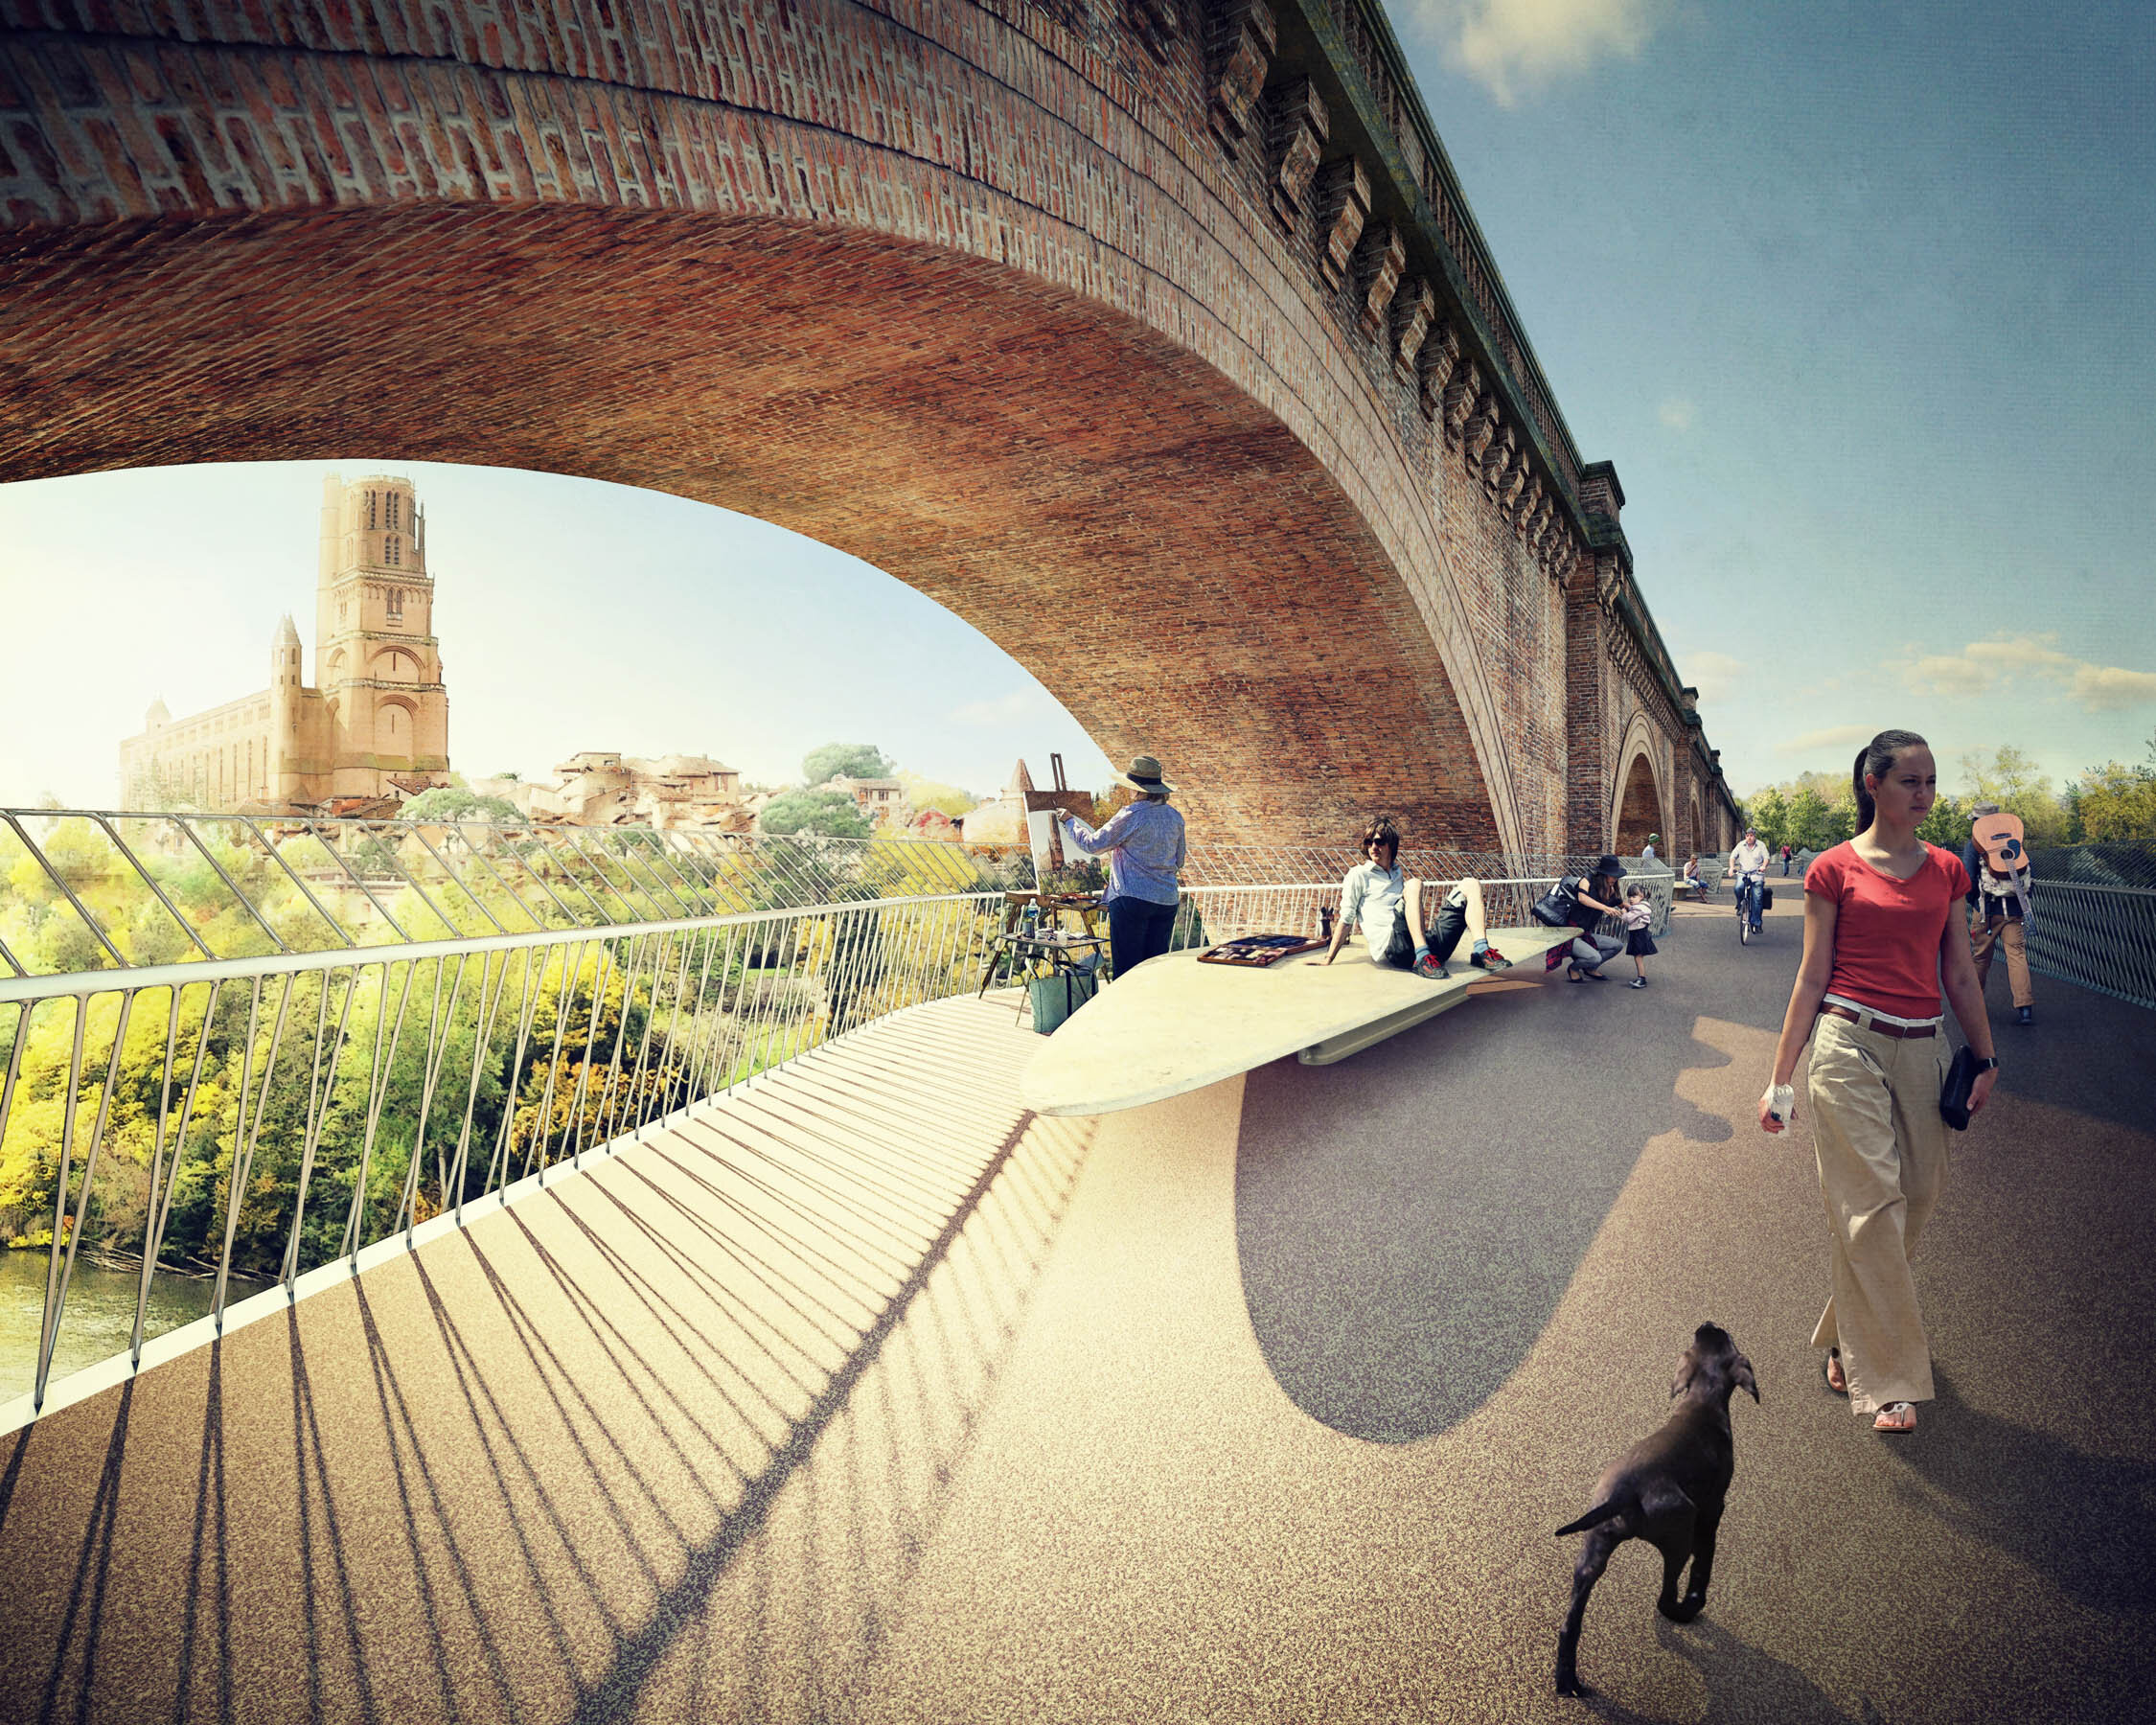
[1626,929,1658,957]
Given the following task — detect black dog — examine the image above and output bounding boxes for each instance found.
[1554,1322,1759,1697]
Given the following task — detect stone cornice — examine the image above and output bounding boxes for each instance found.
[1271,0,1585,511]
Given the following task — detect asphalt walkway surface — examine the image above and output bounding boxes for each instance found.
[2,893,2152,1723]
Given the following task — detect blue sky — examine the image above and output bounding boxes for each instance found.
[1395,0,2155,791]
[1,0,2149,812]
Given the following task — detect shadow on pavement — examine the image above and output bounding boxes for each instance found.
[1890,1370,2156,1619]
[1235,968,1738,1442]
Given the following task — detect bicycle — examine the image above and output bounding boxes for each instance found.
[1734,873,1765,944]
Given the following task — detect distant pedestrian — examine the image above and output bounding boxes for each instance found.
[1781,843,1794,877]
[1961,802,2037,1026]
[1641,834,1660,867]
[1621,885,1657,987]
[1060,754,1185,980]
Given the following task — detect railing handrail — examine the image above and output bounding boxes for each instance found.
[0,889,996,1005]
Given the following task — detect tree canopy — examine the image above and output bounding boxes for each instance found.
[400,786,524,826]
[1742,736,2156,852]
[802,743,894,786]
[759,788,874,840]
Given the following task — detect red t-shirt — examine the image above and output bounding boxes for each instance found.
[1804,841,1973,1019]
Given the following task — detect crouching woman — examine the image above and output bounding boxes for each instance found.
[1759,729,2000,1434]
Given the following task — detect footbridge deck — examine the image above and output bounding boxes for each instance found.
[3,898,2153,1724]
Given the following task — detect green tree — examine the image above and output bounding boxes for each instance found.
[1784,785,1847,852]
[802,744,893,786]
[759,788,874,840]
[1959,745,2071,845]
[400,786,523,826]
[1915,791,1969,847]
[2076,761,2156,842]
[1745,787,1791,851]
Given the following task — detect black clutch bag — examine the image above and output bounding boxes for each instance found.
[1939,1046,1984,1130]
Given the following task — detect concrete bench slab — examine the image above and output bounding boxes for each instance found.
[1021,924,1571,1116]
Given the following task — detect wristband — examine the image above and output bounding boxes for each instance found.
[1766,1084,1795,1123]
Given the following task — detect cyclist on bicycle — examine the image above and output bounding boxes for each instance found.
[1731,828,1771,934]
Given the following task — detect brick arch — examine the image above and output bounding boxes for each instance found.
[2,205,1502,848]
[374,694,419,757]
[1610,716,1668,857]
[0,0,1583,852]
[370,646,420,682]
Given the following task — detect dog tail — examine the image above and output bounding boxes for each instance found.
[1554,1494,1632,1538]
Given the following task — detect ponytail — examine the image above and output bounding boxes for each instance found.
[1852,729,1928,832]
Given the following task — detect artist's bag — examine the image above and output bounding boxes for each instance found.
[1532,882,1577,928]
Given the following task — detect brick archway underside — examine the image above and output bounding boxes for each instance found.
[0,206,1500,848]
[1614,751,1662,857]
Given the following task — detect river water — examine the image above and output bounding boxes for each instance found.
[0,1248,221,1403]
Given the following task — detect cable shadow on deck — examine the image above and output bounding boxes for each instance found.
[4,1003,1087,1725]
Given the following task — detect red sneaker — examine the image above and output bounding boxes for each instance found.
[1412,952,1449,979]
[1471,944,1514,972]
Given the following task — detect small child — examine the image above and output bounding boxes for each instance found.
[1622,886,1657,988]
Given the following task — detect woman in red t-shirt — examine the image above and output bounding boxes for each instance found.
[1759,729,1999,1435]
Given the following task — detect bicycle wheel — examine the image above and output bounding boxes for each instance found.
[1740,916,1751,946]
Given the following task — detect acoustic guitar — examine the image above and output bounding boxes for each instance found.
[1970,809,2034,928]
[1973,810,2026,874]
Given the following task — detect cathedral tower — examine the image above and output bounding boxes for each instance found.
[314,474,450,797]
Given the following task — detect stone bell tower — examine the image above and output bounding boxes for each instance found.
[314,474,450,797]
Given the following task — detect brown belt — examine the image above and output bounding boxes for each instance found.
[1820,1004,1935,1039]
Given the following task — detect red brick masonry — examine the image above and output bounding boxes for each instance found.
[0,0,1737,853]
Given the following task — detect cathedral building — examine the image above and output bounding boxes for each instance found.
[118,474,451,811]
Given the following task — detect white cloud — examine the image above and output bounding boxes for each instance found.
[1963,636,2075,673]
[1887,633,2156,712]
[2071,663,2156,711]
[1900,654,1997,698]
[1412,0,1666,105]
[1684,649,1743,703]
[948,691,1043,726]
[1777,724,1875,755]
[1658,397,1696,432]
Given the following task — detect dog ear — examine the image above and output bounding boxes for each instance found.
[1734,1356,1759,1402]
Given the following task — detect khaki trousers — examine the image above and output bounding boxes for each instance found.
[1970,911,2034,1008]
[1805,1012,1951,1414]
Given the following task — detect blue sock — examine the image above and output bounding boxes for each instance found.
[1473,936,1489,955]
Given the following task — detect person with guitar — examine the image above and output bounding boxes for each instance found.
[1961,802,2037,1025]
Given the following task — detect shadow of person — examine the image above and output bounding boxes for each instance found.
[1889,1370,2156,1618]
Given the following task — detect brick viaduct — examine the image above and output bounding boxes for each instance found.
[0,0,1740,859]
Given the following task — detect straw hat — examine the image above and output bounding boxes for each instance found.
[1115,754,1175,794]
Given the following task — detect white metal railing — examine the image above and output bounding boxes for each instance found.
[0,809,1016,979]
[1177,864,1676,947]
[0,890,1002,1422]
[2026,879,2156,1011]
[0,836,1684,1429]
